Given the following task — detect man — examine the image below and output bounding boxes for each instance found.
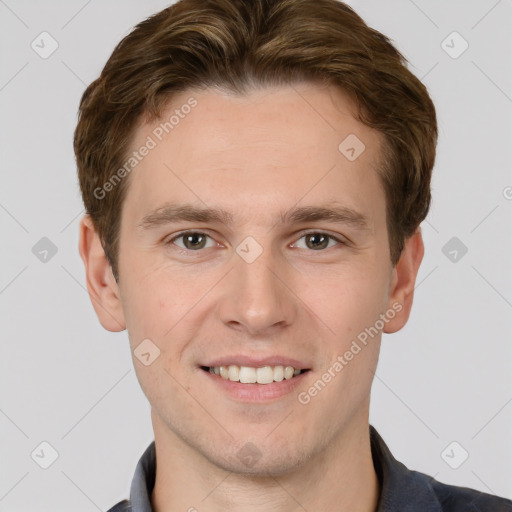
[75,0,512,510]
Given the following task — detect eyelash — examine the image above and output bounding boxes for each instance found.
[165,230,346,254]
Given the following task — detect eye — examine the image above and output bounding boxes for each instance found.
[165,230,345,253]
[292,231,344,251]
[167,231,217,251]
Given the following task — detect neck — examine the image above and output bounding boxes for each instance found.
[150,410,380,512]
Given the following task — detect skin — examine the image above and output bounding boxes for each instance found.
[79,82,424,511]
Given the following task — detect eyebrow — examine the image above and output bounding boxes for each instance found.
[137,202,371,232]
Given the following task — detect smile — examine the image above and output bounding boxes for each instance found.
[201,365,309,384]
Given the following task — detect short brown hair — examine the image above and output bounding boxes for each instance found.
[74,0,437,282]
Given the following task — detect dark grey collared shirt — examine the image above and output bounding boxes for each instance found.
[107,425,512,511]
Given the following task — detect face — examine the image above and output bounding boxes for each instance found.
[81,82,422,475]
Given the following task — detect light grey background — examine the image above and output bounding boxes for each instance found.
[1,0,511,510]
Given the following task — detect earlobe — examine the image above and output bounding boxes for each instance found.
[383,227,425,334]
[78,215,126,332]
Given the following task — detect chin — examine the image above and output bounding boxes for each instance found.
[202,437,315,477]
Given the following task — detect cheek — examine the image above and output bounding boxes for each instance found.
[307,268,389,340]
[119,270,170,349]
[120,265,208,358]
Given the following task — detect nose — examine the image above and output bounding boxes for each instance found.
[216,242,297,337]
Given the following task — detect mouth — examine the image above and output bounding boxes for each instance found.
[200,365,310,385]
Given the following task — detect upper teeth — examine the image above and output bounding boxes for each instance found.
[209,365,302,384]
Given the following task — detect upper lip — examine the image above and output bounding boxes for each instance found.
[202,355,311,370]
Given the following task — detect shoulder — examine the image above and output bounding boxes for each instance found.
[369,425,511,511]
[419,471,512,512]
[106,499,132,512]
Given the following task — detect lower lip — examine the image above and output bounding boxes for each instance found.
[200,368,310,402]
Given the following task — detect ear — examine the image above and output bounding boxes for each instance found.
[383,227,424,334]
[78,215,126,332]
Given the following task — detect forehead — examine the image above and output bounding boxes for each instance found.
[121,83,385,230]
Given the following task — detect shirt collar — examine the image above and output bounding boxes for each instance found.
[369,426,442,511]
[124,425,442,512]
[129,439,156,512]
